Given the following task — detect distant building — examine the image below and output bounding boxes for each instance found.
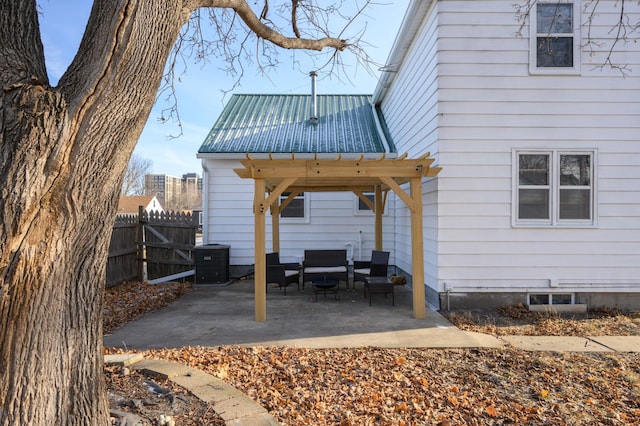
[117,195,163,216]
[145,174,182,207]
[144,173,203,210]
[182,173,203,208]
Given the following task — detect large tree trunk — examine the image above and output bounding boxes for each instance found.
[1,0,346,423]
[0,1,188,424]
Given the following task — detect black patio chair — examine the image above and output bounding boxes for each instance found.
[266,252,300,295]
[353,250,390,290]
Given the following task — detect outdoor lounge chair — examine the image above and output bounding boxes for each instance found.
[266,252,300,295]
[302,249,349,290]
[353,250,390,289]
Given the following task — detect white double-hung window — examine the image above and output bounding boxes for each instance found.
[279,191,308,222]
[514,150,595,226]
[530,1,581,74]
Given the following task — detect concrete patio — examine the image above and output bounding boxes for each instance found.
[103,279,502,350]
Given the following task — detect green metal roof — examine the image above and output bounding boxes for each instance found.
[198,94,395,155]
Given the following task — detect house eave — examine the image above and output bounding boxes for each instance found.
[197,152,398,161]
[372,0,435,105]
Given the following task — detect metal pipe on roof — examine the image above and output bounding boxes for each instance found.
[309,70,318,124]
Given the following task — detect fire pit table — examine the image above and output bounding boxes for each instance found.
[311,277,339,301]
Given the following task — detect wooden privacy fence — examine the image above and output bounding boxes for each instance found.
[107,215,138,286]
[106,207,197,287]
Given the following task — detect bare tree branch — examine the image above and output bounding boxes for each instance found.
[292,0,301,37]
[584,0,635,74]
[121,154,153,196]
[195,0,348,50]
[158,0,380,131]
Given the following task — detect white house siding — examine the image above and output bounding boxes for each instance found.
[202,159,255,266]
[202,159,395,267]
[379,0,640,308]
[377,2,441,297]
[438,0,640,307]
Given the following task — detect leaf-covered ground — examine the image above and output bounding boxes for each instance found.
[104,281,191,334]
[104,282,640,425]
[442,304,640,337]
[146,345,640,425]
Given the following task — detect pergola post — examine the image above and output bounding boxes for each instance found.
[271,203,280,253]
[374,185,383,250]
[410,177,426,319]
[254,178,267,322]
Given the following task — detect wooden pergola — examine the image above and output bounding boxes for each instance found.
[234,153,442,321]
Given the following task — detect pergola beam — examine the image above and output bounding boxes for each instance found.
[380,177,416,212]
[237,158,437,179]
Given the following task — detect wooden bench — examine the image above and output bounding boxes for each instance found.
[302,249,349,290]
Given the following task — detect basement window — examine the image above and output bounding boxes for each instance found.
[529,293,574,305]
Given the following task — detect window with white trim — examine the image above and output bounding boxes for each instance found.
[514,150,595,226]
[530,1,581,74]
[355,192,375,215]
[280,192,307,221]
[355,192,388,215]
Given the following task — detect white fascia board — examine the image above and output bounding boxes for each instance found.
[370,102,392,154]
[197,152,397,160]
[372,0,435,105]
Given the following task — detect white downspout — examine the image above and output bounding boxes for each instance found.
[200,159,210,245]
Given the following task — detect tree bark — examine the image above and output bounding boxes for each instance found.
[0,1,347,424]
[0,1,189,423]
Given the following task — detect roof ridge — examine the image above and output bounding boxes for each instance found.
[231,93,373,97]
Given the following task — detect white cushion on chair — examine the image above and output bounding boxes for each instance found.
[304,266,347,274]
[354,268,370,275]
[284,270,299,278]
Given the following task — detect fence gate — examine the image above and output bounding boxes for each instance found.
[142,210,197,282]
[107,207,197,286]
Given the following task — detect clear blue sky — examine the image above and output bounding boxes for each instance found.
[38,2,407,176]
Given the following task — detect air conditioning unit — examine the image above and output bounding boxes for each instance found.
[194,244,230,285]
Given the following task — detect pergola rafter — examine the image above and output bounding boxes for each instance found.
[234,153,442,321]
